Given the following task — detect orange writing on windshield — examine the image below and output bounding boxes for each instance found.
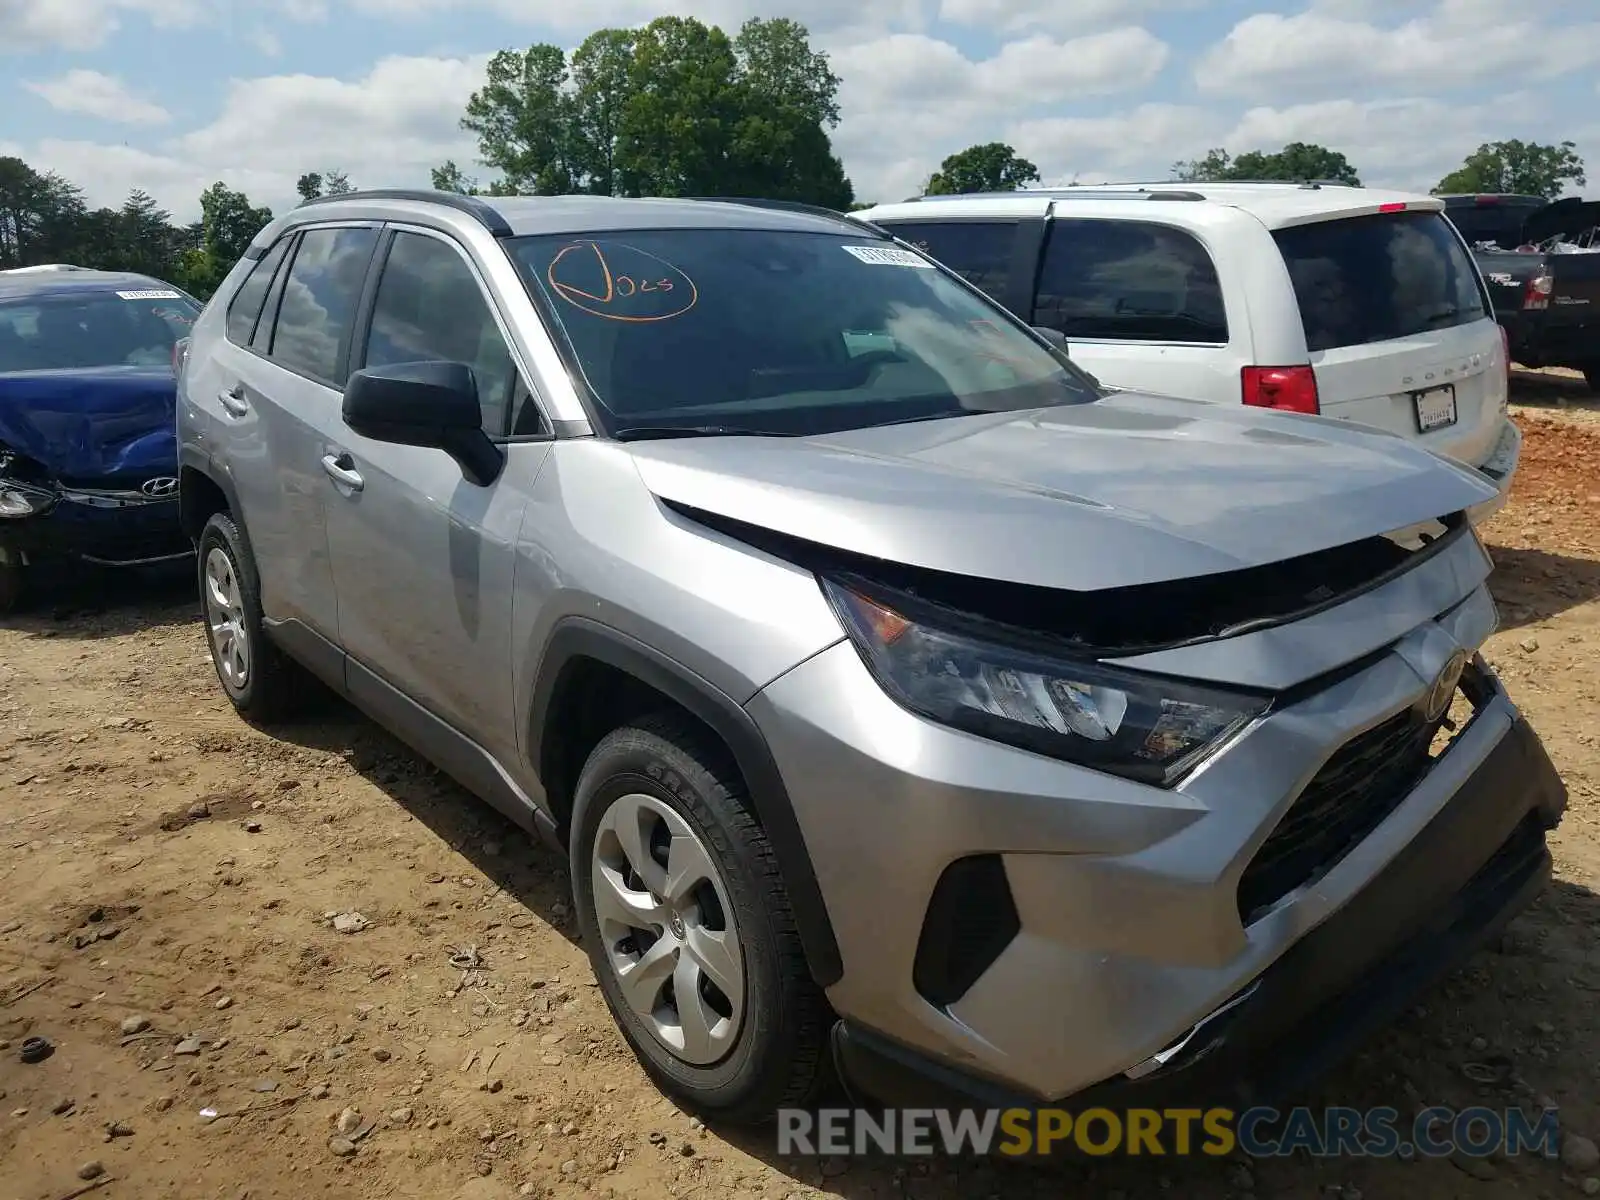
[546,241,697,322]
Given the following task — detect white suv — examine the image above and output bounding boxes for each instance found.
[859,183,1520,524]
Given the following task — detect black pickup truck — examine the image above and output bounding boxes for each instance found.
[1440,194,1600,390]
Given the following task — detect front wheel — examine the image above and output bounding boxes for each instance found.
[196,512,313,723]
[569,713,830,1124]
[0,549,24,616]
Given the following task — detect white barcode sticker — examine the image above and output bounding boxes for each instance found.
[841,245,932,267]
[116,289,181,300]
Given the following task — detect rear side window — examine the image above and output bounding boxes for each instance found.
[225,236,290,346]
[1273,211,1488,353]
[877,221,1017,302]
[1033,219,1228,344]
[267,225,378,387]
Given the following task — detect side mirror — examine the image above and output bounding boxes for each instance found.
[342,360,503,486]
[1032,326,1068,351]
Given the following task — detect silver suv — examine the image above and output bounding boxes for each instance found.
[175,189,1566,1121]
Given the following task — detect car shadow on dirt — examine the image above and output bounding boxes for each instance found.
[257,697,583,949]
[0,561,197,638]
[1488,544,1600,629]
[1510,367,1600,411]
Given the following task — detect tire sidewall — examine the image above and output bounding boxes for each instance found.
[570,734,786,1109]
[196,514,262,709]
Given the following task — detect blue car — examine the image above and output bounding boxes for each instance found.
[0,265,201,612]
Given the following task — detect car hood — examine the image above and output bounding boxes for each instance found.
[0,367,177,481]
[626,393,1501,592]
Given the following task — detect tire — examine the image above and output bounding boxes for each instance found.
[569,712,831,1124]
[196,511,312,723]
[0,554,24,616]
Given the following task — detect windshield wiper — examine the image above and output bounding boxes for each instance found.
[613,424,795,442]
[1421,305,1462,326]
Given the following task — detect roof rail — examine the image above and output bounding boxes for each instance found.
[295,188,513,237]
[903,187,1205,203]
[0,263,92,275]
[685,196,883,229]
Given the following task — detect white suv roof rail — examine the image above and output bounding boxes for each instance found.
[901,187,1207,204]
[0,263,92,275]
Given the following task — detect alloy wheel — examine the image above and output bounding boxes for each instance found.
[203,547,250,692]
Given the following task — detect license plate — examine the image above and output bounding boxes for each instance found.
[1413,384,1457,433]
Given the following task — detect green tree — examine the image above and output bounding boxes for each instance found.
[430,160,481,195]
[462,44,577,195]
[1173,142,1361,186]
[1433,140,1586,199]
[296,172,324,202]
[171,182,273,298]
[925,143,1040,195]
[0,157,89,269]
[457,17,853,206]
[323,169,354,196]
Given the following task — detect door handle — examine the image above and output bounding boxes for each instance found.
[219,386,249,417]
[321,453,364,491]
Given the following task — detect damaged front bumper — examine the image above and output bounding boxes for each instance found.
[0,468,188,568]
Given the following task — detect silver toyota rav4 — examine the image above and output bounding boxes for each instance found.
[175,189,1566,1122]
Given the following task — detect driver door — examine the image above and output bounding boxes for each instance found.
[321,226,552,760]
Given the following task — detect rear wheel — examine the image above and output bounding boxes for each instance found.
[197,512,312,723]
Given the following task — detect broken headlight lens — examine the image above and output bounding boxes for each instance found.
[823,578,1269,786]
[0,482,55,518]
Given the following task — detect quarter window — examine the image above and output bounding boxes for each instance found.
[876,221,1018,302]
[267,225,378,387]
[361,231,533,436]
[225,236,290,347]
[1033,219,1229,344]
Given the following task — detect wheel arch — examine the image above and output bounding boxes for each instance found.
[528,618,844,989]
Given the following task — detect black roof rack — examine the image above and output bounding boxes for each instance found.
[295,188,513,237]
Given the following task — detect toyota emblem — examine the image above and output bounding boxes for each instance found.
[140,476,180,499]
[1421,649,1468,723]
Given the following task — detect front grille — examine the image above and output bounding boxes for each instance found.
[1236,679,1479,924]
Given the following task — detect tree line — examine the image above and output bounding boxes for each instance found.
[0,8,1590,295]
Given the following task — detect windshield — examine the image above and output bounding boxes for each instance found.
[0,289,199,373]
[506,228,1101,437]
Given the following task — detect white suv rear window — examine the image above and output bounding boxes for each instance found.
[1272,211,1488,353]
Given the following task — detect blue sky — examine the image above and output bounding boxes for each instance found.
[3,0,1598,221]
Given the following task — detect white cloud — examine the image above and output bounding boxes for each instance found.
[0,0,205,52]
[21,55,487,220]
[935,0,1198,37]
[831,26,1170,199]
[24,69,171,125]
[343,0,928,38]
[1196,4,1600,99]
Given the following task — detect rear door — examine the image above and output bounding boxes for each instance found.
[214,222,380,644]
[1270,209,1507,469]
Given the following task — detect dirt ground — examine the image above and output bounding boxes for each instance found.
[3,369,1599,1200]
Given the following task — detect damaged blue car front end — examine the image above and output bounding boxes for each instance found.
[0,270,198,611]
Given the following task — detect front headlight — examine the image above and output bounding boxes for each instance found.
[823,577,1269,786]
[0,484,55,518]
